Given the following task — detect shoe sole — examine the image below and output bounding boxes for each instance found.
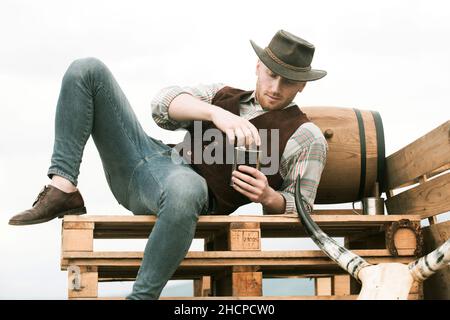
[9,207,87,226]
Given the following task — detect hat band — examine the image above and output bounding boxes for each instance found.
[265,47,312,72]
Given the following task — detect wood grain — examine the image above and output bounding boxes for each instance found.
[385,173,450,218]
[385,120,450,191]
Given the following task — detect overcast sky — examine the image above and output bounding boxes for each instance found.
[1,0,449,299]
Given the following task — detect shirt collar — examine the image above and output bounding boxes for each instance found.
[241,91,256,103]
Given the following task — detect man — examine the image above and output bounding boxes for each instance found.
[9,30,328,299]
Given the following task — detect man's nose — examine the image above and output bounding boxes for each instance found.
[270,78,282,94]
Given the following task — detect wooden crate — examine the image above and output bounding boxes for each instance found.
[61,212,422,299]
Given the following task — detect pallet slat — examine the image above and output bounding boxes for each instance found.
[386,173,450,218]
[63,249,416,260]
[63,214,421,239]
[64,214,421,225]
[385,120,450,191]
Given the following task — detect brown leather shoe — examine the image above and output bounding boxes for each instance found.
[9,185,87,226]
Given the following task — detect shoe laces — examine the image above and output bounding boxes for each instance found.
[32,185,50,206]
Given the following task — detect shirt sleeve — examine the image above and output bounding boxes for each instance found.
[263,123,328,215]
[151,83,225,131]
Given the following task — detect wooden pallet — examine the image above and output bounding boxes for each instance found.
[61,212,422,299]
[58,120,449,300]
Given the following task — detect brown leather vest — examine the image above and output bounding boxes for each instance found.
[171,86,310,214]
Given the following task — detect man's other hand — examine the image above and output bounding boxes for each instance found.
[231,165,274,204]
[211,108,261,147]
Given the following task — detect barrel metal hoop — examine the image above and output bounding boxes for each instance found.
[371,110,386,193]
[353,108,366,200]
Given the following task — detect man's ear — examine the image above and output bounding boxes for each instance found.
[255,59,261,76]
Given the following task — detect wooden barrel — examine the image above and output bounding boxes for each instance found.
[302,107,386,204]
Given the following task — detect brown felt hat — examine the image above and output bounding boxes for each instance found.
[250,30,327,82]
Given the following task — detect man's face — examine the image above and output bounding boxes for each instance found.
[255,60,307,110]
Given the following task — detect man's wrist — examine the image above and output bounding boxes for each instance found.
[207,104,221,122]
[261,188,286,213]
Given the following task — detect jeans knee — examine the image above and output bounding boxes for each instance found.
[161,172,208,219]
[64,57,108,83]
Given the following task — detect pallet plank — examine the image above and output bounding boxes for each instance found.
[385,173,450,218]
[385,121,450,191]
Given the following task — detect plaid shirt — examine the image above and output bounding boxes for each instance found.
[151,83,328,214]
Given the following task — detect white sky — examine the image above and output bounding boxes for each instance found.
[0,0,449,299]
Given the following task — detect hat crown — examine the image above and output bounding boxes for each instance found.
[267,30,315,69]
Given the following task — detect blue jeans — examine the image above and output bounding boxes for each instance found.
[47,57,212,299]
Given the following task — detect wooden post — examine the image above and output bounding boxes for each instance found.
[333,275,351,295]
[208,223,262,296]
[61,222,94,252]
[422,221,450,299]
[62,221,97,299]
[315,277,332,295]
[428,216,438,225]
[229,223,262,296]
[205,230,230,296]
[67,265,98,299]
[194,276,211,297]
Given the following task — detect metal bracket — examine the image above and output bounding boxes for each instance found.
[67,265,84,291]
[386,219,423,257]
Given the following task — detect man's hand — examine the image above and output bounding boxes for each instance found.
[231,165,287,214]
[211,108,261,147]
[231,165,274,205]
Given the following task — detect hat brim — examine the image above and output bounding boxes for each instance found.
[250,40,327,82]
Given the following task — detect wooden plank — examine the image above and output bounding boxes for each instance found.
[97,266,424,281]
[61,249,416,273]
[63,249,416,260]
[64,214,421,224]
[193,276,211,297]
[91,227,405,240]
[385,173,450,218]
[61,214,421,240]
[62,255,415,268]
[315,277,332,295]
[63,222,95,230]
[385,120,450,190]
[422,221,450,300]
[232,272,262,296]
[62,229,93,252]
[230,222,260,229]
[229,229,261,251]
[333,275,351,295]
[68,266,98,299]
